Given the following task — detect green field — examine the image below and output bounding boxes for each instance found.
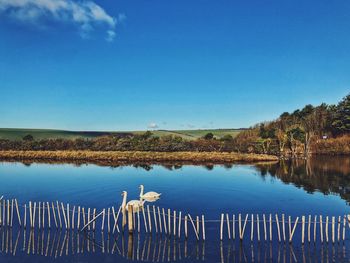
[0,128,244,141]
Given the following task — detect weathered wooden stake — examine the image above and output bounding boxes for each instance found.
[2,200,4,227]
[39,201,42,229]
[67,204,70,229]
[263,214,267,241]
[178,211,182,238]
[24,204,27,229]
[167,209,171,235]
[343,216,346,242]
[10,199,14,227]
[282,214,286,242]
[77,206,81,230]
[162,208,167,234]
[320,215,323,243]
[196,216,200,236]
[288,216,291,242]
[188,214,199,240]
[142,207,148,233]
[202,215,205,241]
[61,203,68,229]
[80,210,104,232]
[15,199,21,226]
[256,214,260,242]
[226,214,231,239]
[269,214,272,242]
[325,216,329,243]
[174,211,177,236]
[233,214,236,240]
[127,206,133,233]
[56,201,62,229]
[332,216,335,243]
[42,202,45,229]
[47,202,51,229]
[314,215,317,243]
[72,206,75,230]
[33,202,36,228]
[29,202,33,228]
[132,206,135,231]
[240,214,248,240]
[184,215,188,239]
[87,208,91,230]
[306,215,310,243]
[147,205,152,233]
[289,217,299,243]
[337,216,341,242]
[113,206,121,233]
[220,214,224,240]
[153,206,158,233]
[51,202,57,228]
[7,200,10,226]
[107,208,111,233]
[275,214,281,242]
[301,216,305,244]
[158,207,162,233]
[101,209,106,232]
[137,208,140,233]
[250,214,254,241]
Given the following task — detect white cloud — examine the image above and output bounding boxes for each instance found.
[148,123,159,129]
[0,0,123,41]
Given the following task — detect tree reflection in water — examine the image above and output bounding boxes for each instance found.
[254,156,350,204]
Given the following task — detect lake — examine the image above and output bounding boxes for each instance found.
[0,156,350,262]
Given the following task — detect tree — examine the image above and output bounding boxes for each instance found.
[332,94,350,134]
[287,127,304,157]
[275,128,288,155]
[203,132,214,140]
[22,134,34,141]
[221,134,233,142]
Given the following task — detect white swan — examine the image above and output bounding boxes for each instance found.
[121,191,144,212]
[139,185,161,201]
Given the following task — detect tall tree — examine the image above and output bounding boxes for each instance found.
[332,94,350,134]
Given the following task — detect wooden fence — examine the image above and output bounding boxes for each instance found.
[0,198,204,241]
[1,197,349,245]
[0,226,204,261]
[219,213,350,244]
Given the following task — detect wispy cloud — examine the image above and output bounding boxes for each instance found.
[147,122,158,129]
[0,0,123,41]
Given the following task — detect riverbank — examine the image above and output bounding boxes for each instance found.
[0,150,278,164]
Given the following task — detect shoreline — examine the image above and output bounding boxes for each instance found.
[0,150,278,165]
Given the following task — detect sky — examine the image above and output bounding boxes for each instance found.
[0,0,349,131]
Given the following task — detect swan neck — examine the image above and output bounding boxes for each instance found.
[140,186,144,196]
[122,192,127,207]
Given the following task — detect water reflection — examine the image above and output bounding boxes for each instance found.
[219,241,350,263]
[0,227,205,261]
[254,156,350,203]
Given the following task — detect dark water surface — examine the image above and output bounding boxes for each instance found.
[0,156,350,262]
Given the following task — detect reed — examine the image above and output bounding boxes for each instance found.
[0,150,278,164]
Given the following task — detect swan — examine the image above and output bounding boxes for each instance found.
[139,185,161,201]
[121,191,144,212]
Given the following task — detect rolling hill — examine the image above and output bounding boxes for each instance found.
[0,128,244,141]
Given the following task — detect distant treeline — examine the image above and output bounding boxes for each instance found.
[0,131,237,152]
[234,93,350,156]
[0,94,349,156]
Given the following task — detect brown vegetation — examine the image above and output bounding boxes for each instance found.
[313,135,350,155]
[0,150,278,164]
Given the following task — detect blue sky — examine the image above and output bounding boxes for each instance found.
[0,0,349,131]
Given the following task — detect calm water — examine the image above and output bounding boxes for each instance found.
[0,156,350,262]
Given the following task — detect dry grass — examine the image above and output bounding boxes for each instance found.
[0,150,278,164]
[313,135,350,155]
